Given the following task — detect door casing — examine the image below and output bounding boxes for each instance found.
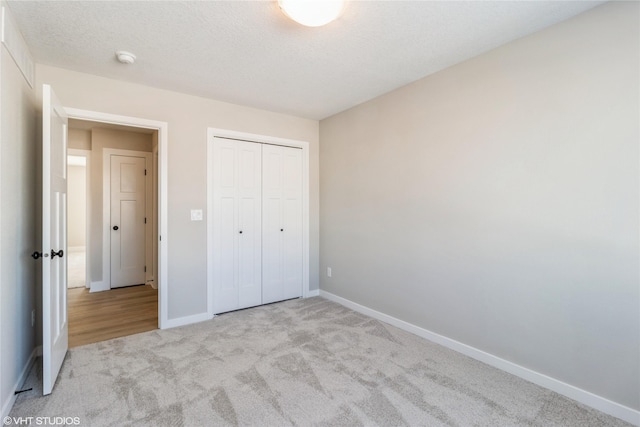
[65,108,169,329]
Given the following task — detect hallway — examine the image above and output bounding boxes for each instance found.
[68,285,158,347]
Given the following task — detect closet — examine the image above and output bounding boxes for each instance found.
[211,137,303,314]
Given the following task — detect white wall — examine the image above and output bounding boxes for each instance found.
[67,164,86,248]
[0,38,37,419]
[320,1,639,414]
[36,67,320,321]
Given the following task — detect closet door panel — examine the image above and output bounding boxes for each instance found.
[283,197,302,299]
[212,138,262,314]
[215,196,238,311]
[262,144,302,304]
[219,147,235,189]
[262,196,283,304]
[262,145,283,304]
[238,196,260,307]
[237,143,262,308]
[282,148,303,300]
[212,140,239,313]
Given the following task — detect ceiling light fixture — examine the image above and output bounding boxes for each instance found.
[278,0,346,27]
[115,51,136,64]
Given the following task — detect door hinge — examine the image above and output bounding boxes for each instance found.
[144,217,147,224]
[144,266,147,273]
[144,169,147,176]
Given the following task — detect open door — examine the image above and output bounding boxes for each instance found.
[42,84,68,395]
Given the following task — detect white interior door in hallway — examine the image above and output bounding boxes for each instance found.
[211,138,303,314]
[110,154,148,288]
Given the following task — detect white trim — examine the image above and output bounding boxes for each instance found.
[0,30,3,419]
[102,148,152,290]
[163,311,211,329]
[206,128,311,318]
[0,4,34,87]
[319,290,640,425]
[307,289,320,297]
[89,281,108,293]
[64,108,169,329]
[68,148,91,289]
[1,348,36,421]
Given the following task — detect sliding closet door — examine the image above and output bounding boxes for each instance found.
[262,144,303,304]
[212,138,262,314]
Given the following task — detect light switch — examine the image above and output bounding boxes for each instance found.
[190,209,203,221]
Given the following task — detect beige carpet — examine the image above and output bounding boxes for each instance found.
[11,297,631,426]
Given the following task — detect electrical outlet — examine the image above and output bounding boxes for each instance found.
[190,209,203,221]
[327,267,332,278]
[31,309,35,327]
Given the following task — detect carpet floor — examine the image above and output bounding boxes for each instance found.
[10,297,631,426]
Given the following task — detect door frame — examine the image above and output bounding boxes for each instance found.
[102,149,153,290]
[67,148,91,289]
[65,108,169,329]
[206,128,311,318]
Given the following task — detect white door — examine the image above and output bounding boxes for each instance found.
[42,84,68,395]
[212,138,262,313]
[110,155,147,288]
[262,145,303,304]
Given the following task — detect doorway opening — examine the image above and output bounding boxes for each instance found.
[65,119,160,347]
[66,152,88,290]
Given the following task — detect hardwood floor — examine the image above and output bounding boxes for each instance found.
[68,284,158,348]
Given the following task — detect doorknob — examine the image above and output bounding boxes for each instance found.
[113,225,119,230]
[51,249,64,259]
[33,251,50,259]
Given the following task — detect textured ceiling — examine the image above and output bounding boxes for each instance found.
[7,1,604,120]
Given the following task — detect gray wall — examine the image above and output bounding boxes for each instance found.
[319,1,639,410]
[36,67,320,320]
[68,128,91,150]
[0,44,37,414]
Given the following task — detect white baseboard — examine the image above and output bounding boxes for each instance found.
[162,312,211,329]
[1,348,37,420]
[89,281,109,293]
[306,289,320,297]
[319,290,640,426]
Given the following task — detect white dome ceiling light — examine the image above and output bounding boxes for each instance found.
[278,0,346,27]
[115,51,136,64]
